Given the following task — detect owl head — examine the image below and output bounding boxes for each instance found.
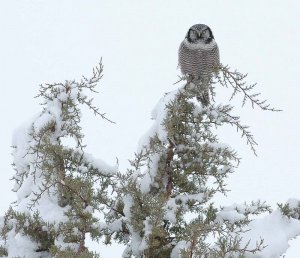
[186,24,214,44]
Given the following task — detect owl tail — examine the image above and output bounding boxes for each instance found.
[197,89,210,106]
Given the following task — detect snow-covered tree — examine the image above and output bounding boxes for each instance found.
[1,60,300,258]
[0,61,117,258]
[107,65,300,258]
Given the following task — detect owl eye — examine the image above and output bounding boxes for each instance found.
[188,30,198,41]
[199,29,208,38]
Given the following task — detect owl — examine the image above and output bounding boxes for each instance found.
[178,24,220,106]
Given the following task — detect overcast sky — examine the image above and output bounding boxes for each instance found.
[0,1,300,257]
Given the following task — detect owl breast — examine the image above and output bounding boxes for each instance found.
[178,40,220,79]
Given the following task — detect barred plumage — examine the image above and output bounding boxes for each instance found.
[178,24,220,106]
[179,41,219,79]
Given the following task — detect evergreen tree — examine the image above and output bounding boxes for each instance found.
[0,61,117,258]
[1,61,300,258]
[109,65,280,258]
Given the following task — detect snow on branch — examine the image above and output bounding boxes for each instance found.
[0,60,117,258]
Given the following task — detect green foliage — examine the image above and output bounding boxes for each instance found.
[50,247,100,258]
[110,65,276,257]
[1,207,56,253]
[278,200,300,219]
[0,60,280,257]
[0,61,115,257]
[0,246,8,256]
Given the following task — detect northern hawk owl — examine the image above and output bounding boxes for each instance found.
[178,24,220,105]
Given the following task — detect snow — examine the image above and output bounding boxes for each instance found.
[138,87,182,151]
[55,234,79,251]
[165,193,206,223]
[1,1,300,257]
[139,153,161,193]
[9,97,297,258]
[5,232,43,258]
[33,112,54,132]
[83,152,118,176]
[216,209,246,223]
[244,211,300,258]
[107,218,123,232]
[170,241,191,258]
[122,195,134,220]
[213,202,300,257]
[0,78,120,257]
[165,207,300,258]
[16,187,68,225]
[123,76,300,257]
[139,217,153,251]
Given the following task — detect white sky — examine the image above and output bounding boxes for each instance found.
[0,1,299,257]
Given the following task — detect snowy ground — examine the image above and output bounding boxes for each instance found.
[0,1,300,257]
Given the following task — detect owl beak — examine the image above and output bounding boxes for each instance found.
[198,32,202,38]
